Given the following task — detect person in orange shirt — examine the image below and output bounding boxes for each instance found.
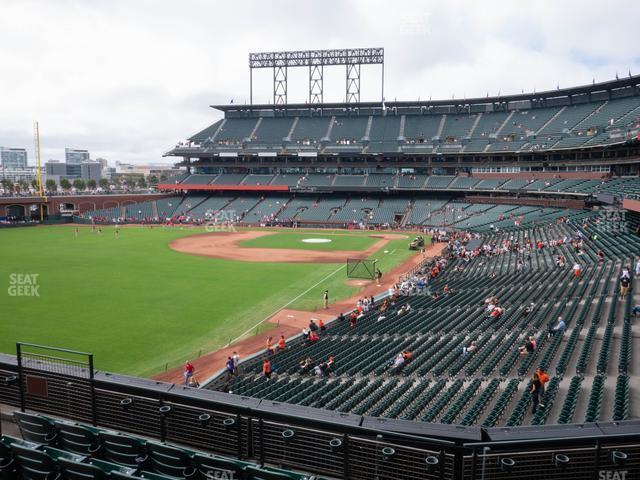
[318,319,325,332]
[266,337,275,354]
[278,335,286,351]
[535,367,550,405]
[262,358,272,379]
[573,263,581,278]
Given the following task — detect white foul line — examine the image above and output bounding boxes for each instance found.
[227,263,346,346]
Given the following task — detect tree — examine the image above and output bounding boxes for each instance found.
[99,178,109,190]
[1,179,13,191]
[138,177,147,188]
[72,179,86,191]
[45,179,57,192]
[87,179,97,190]
[148,175,158,185]
[31,179,39,190]
[125,178,137,189]
[19,180,29,191]
[160,173,168,181]
[60,178,72,191]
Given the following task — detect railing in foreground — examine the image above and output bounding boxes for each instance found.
[0,352,638,479]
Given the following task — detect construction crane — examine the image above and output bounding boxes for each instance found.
[33,122,47,221]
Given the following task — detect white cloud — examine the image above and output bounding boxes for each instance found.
[0,0,637,164]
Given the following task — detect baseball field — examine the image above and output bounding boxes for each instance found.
[1,225,424,377]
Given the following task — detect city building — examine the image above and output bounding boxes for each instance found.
[65,148,90,177]
[115,161,182,177]
[0,147,28,170]
[80,160,102,182]
[0,166,36,183]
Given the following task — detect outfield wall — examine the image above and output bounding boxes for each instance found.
[1,353,638,479]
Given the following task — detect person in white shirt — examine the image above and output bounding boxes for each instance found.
[393,353,405,368]
[232,352,240,375]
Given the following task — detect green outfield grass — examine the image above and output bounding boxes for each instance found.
[238,231,378,251]
[0,225,423,377]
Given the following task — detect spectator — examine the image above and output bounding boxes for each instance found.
[188,377,200,388]
[266,336,275,354]
[326,356,335,375]
[463,341,477,355]
[392,353,405,369]
[621,266,631,280]
[278,335,286,351]
[232,351,240,375]
[184,361,195,386]
[536,367,550,405]
[519,336,536,355]
[531,372,542,414]
[299,357,314,374]
[309,320,318,333]
[573,263,581,278]
[313,362,327,377]
[262,358,272,379]
[635,259,640,277]
[548,317,566,337]
[309,330,319,343]
[620,275,630,299]
[302,327,310,340]
[225,357,235,378]
[318,318,326,332]
[489,306,504,319]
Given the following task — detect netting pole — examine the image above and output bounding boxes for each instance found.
[89,354,97,426]
[16,343,25,412]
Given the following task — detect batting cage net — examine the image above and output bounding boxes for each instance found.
[346,258,377,279]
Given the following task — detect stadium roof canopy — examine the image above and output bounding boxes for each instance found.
[211,74,640,113]
[210,101,383,113]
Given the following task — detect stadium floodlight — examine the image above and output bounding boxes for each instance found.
[248,48,384,105]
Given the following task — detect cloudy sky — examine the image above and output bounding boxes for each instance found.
[0,0,638,165]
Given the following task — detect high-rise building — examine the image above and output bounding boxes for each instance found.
[81,160,102,182]
[65,148,89,177]
[0,147,28,170]
[43,160,67,184]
